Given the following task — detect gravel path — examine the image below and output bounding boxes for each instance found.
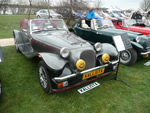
[0,38,14,47]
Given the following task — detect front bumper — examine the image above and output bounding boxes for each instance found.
[141,50,150,55]
[54,60,119,82]
[51,60,119,92]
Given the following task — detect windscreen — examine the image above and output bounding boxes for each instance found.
[31,19,68,33]
[96,19,114,28]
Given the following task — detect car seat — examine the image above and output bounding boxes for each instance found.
[81,20,90,28]
[91,19,98,30]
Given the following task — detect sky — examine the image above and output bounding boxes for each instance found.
[87,0,143,10]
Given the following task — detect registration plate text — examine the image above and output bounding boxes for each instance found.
[82,68,105,80]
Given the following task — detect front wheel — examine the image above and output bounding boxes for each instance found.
[120,48,137,66]
[38,60,52,94]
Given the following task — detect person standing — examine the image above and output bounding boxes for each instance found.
[131,11,142,20]
[87,7,95,19]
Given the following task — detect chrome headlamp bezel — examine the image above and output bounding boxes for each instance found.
[60,47,70,58]
[94,42,103,52]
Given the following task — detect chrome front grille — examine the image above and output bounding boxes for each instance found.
[147,38,150,51]
[80,50,96,70]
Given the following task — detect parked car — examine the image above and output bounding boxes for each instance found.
[13,19,119,94]
[99,12,118,21]
[0,47,3,100]
[75,11,87,19]
[119,13,129,19]
[109,13,125,21]
[71,19,150,66]
[109,13,124,25]
[56,8,76,18]
[113,19,150,36]
[36,9,63,19]
[75,11,103,20]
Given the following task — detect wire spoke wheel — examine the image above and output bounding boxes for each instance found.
[38,60,52,94]
[39,66,48,89]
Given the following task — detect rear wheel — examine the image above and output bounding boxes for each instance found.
[38,60,52,94]
[120,48,137,66]
[14,36,20,52]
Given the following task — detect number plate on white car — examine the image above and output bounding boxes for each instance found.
[77,82,100,94]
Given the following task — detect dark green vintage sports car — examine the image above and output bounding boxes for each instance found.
[13,19,119,94]
[71,19,150,66]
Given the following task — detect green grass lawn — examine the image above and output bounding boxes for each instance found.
[0,46,149,113]
[0,15,36,38]
[0,15,74,39]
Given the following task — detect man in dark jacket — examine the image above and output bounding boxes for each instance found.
[131,11,142,20]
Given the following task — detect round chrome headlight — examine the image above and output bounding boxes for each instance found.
[60,47,70,58]
[136,36,141,43]
[94,42,102,52]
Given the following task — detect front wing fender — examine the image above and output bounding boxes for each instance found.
[130,41,143,50]
[96,43,118,57]
[39,53,68,71]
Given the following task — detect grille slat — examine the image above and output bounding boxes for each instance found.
[80,50,96,70]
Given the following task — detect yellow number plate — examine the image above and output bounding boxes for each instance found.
[82,68,105,80]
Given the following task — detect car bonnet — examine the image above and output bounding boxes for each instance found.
[97,28,144,36]
[31,30,92,49]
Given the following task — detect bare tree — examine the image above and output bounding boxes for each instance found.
[140,0,150,11]
[45,0,51,18]
[67,0,72,25]
[58,0,88,11]
[95,0,104,9]
[73,0,88,10]
[28,0,32,19]
[0,0,10,14]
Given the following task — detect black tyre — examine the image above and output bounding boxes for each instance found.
[38,60,52,94]
[120,48,137,66]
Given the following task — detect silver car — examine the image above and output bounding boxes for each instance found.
[36,9,63,19]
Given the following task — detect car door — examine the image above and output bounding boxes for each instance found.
[75,26,113,44]
[74,26,95,43]
[90,29,114,44]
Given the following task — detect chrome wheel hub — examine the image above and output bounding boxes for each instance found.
[39,66,48,89]
[121,51,130,61]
